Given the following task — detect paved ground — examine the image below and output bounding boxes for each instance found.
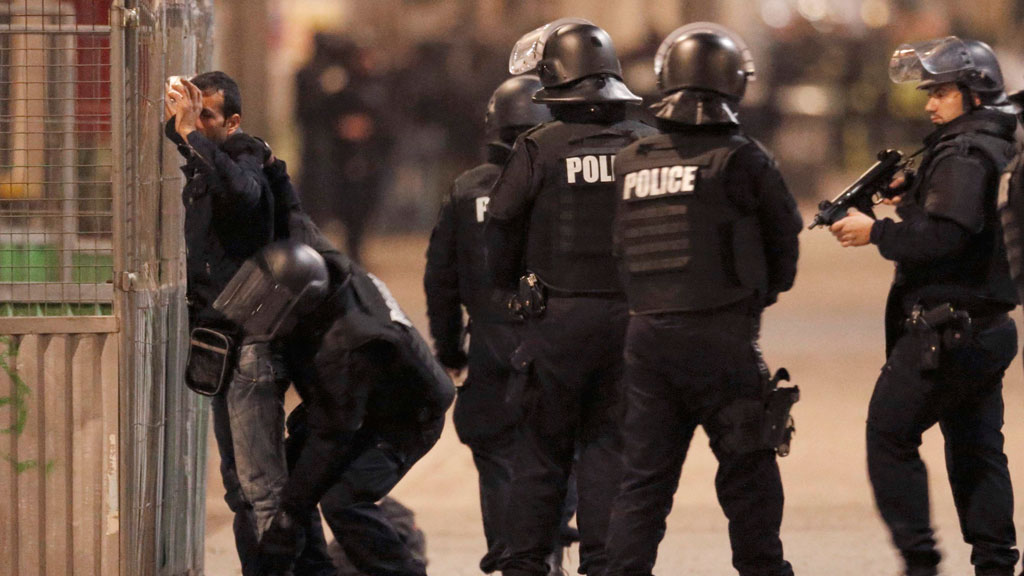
[204,212,1024,576]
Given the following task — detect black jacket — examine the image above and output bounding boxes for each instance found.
[424,144,516,369]
[170,124,274,326]
[869,109,1019,348]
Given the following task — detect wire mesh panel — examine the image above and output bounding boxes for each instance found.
[0,0,113,317]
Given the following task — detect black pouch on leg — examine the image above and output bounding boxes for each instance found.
[185,327,237,396]
[762,377,799,457]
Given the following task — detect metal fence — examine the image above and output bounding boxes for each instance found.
[0,0,114,317]
[0,0,213,574]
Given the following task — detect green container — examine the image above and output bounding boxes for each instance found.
[72,251,114,284]
[0,244,59,282]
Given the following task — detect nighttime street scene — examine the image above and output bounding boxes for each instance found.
[4,1,1024,575]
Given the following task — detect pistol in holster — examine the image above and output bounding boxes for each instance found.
[508,272,547,320]
[904,303,972,370]
[762,368,799,457]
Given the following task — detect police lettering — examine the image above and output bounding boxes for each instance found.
[622,165,698,200]
[475,196,490,223]
[566,155,615,184]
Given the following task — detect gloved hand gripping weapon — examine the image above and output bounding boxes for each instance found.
[809,149,918,229]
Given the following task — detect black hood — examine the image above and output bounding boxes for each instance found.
[924,108,1017,148]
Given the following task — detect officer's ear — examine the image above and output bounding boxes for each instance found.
[225,113,241,135]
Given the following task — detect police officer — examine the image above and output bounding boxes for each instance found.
[425,75,569,574]
[602,24,800,576]
[215,154,456,576]
[485,20,658,576]
[830,37,1019,576]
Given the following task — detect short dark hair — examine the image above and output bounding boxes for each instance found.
[191,71,242,118]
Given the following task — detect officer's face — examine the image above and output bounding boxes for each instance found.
[196,90,240,144]
[924,83,964,126]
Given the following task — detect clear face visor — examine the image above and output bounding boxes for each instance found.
[653,22,756,81]
[888,36,973,84]
[508,17,594,75]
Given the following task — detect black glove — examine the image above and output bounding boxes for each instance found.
[259,509,305,576]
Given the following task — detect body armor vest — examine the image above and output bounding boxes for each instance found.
[524,119,656,294]
[318,266,455,421]
[452,163,514,322]
[893,122,1017,320]
[615,132,766,314]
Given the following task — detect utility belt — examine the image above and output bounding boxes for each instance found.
[903,303,999,370]
[508,272,624,320]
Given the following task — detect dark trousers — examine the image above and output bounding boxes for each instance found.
[458,320,580,573]
[604,312,792,576]
[500,297,628,576]
[289,405,445,576]
[867,315,1019,576]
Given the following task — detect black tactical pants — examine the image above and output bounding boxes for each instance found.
[456,321,580,573]
[456,321,521,572]
[500,297,628,576]
[604,311,793,576]
[288,404,444,576]
[867,315,1018,576]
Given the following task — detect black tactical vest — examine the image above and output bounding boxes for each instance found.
[318,267,455,421]
[615,132,766,314]
[895,124,1018,317]
[451,163,514,322]
[524,119,656,294]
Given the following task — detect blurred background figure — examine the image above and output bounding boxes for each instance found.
[295,32,394,263]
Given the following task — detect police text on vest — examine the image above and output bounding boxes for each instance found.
[622,166,698,200]
[566,155,615,184]
[476,196,490,223]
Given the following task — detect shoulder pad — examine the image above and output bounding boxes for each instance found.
[934,132,1014,172]
[452,163,501,200]
[519,120,555,141]
[922,154,989,233]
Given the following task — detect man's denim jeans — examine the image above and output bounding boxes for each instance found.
[211,342,289,576]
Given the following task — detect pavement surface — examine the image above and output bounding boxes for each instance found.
[203,213,1024,576]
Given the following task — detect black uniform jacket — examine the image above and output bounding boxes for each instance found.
[869,109,1019,348]
[172,125,274,326]
[424,144,515,369]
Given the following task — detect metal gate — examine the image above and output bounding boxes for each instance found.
[0,1,213,574]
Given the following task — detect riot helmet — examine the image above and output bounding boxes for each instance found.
[484,75,553,140]
[650,23,754,125]
[654,22,755,100]
[889,36,1007,105]
[213,240,330,340]
[509,19,641,104]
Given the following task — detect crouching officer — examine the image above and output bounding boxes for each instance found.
[830,37,1019,576]
[485,19,658,576]
[214,232,455,576]
[426,74,581,574]
[602,24,800,576]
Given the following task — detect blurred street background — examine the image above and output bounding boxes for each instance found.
[211,0,1024,248]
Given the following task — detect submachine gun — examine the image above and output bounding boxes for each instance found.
[809,149,911,229]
